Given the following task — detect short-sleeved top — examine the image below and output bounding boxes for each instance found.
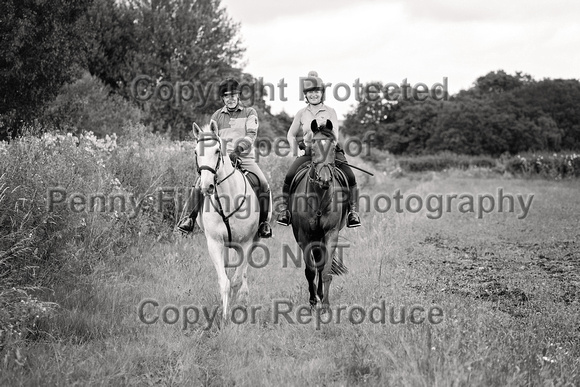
[287,103,339,147]
[210,105,259,159]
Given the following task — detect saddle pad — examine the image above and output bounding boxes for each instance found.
[334,167,348,189]
[289,163,311,195]
[243,170,260,198]
[289,164,349,201]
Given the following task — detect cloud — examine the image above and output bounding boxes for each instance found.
[220,0,580,118]
[404,0,580,23]
[221,0,387,25]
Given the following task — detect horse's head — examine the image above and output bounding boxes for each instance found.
[192,120,223,196]
[310,119,337,190]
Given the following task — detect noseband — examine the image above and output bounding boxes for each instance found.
[309,163,334,187]
[196,134,222,176]
[309,138,336,188]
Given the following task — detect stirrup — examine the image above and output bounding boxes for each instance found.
[259,222,273,238]
[177,217,195,234]
[276,210,291,226]
[346,211,361,228]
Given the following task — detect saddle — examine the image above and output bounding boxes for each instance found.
[289,162,349,210]
[236,164,261,199]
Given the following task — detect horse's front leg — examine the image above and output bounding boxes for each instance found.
[230,239,252,306]
[321,230,340,309]
[207,237,230,321]
[305,262,318,309]
[316,266,324,305]
[296,233,319,309]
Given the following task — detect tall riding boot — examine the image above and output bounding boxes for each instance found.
[347,184,362,228]
[177,186,202,233]
[258,190,273,238]
[276,182,292,226]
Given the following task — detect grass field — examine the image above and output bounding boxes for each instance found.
[2,169,579,386]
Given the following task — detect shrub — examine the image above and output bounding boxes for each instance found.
[0,124,196,362]
[41,72,142,137]
[396,153,471,172]
[503,152,580,179]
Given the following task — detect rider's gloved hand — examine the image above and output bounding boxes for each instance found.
[297,140,309,156]
[229,146,243,167]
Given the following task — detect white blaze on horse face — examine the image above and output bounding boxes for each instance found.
[196,137,221,194]
[313,139,335,164]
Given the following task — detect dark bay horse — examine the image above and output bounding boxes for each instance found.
[290,119,349,311]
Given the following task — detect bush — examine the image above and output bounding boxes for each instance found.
[504,153,580,179]
[0,124,197,363]
[391,151,579,179]
[396,153,473,172]
[41,72,142,137]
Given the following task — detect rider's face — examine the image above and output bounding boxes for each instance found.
[222,93,240,109]
[306,90,322,104]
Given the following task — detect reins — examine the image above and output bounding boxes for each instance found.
[196,134,249,244]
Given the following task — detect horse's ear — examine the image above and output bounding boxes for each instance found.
[311,119,318,133]
[209,120,219,135]
[192,123,201,140]
[325,120,333,130]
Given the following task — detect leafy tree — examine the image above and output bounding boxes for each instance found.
[343,72,580,155]
[342,81,395,151]
[471,70,532,95]
[41,72,142,137]
[84,0,138,91]
[512,79,580,150]
[384,99,441,155]
[85,0,246,138]
[0,0,93,140]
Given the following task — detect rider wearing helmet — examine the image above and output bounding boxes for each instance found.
[178,78,273,238]
[276,71,361,228]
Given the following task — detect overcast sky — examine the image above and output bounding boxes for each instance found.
[219,0,580,119]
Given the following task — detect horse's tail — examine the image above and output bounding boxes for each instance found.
[330,252,348,276]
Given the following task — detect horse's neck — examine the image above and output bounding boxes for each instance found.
[215,158,244,196]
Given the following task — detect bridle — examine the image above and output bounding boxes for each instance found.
[308,137,336,189]
[301,136,338,223]
[195,133,235,186]
[309,163,334,187]
[195,131,248,244]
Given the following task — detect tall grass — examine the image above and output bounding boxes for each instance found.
[0,124,195,366]
[1,126,579,385]
[394,151,580,180]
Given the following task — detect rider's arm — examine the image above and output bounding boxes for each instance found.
[239,108,259,153]
[287,110,302,157]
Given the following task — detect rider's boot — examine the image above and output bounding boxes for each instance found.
[258,190,273,238]
[276,182,291,226]
[177,186,202,234]
[347,184,362,228]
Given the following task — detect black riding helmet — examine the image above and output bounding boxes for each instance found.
[303,71,325,104]
[219,78,240,97]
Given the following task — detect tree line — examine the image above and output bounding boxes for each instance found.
[1,0,287,140]
[342,71,580,155]
[2,1,579,155]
